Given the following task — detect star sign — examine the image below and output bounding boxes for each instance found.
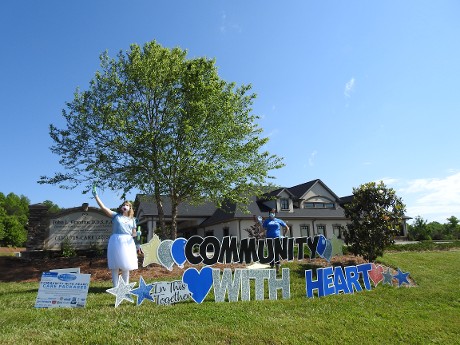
[106,276,137,307]
[140,234,161,267]
[382,267,394,286]
[130,276,155,306]
[393,268,410,287]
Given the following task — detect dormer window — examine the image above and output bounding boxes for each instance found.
[280,198,290,210]
[303,202,335,209]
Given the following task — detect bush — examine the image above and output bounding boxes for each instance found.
[61,238,77,258]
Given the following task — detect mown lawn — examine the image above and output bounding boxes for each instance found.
[0,250,459,344]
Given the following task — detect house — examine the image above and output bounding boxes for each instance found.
[134,179,382,241]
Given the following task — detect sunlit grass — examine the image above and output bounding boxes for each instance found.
[1,250,459,344]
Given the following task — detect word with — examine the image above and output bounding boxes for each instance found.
[182,267,290,303]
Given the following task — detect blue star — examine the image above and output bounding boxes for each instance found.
[130,276,155,305]
[393,268,410,287]
[382,267,394,285]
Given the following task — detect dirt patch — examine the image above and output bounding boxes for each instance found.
[0,252,367,283]
[0,254,251,283]
[0,248,415,287]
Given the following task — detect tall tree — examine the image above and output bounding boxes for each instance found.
[343,181,406,261]
[0,192,29,247]
[407,215,431,240]
[444,216,460,239]
[39,41,283,239]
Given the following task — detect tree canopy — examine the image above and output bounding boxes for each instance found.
[343,181,406,261]
[408,215,460,240]
[39,41,284,238]
[0,192,29,247]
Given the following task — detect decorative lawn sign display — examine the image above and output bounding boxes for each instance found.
[107,234,411,307]
[106,275,190,307]
[35,270,91,308]
[142,234,341,269]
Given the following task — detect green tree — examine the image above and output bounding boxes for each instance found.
[0,192,29,247]
[39,41,283,239]
[407,215,431,241]
[343,181,406,262]
[0,208,6,242]
[428,221,444,240]
[42,200,61,214]
[444,216,460,239]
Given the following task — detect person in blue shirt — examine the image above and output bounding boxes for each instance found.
[93,186,138,287]
[262,208,289,272]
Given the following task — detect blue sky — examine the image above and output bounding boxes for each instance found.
[1,1,459,224]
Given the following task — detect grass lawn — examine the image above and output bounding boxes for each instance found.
[1,250,459,344]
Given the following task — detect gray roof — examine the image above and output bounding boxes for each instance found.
[199,196,271,227]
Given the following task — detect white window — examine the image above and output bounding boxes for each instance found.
[280,198,289,210]
[300,225,310,237]
[303,202,335,209]
[317,225,325,236]
[333,225,342,238]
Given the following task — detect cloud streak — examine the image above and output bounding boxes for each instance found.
[220,12,242,33]
[308,150,317,166]
[344,77,355,98]
[387,172,460,223]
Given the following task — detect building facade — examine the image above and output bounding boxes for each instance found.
[135,179,404,242]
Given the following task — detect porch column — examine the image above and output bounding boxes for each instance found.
[147,219,157,241]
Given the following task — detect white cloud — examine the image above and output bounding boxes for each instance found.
[308,150,317,166]
[389,172,460,223]
[220,13,227,33]
[344,77,355,98]
[220,12,242,33]
[379,177,399,185]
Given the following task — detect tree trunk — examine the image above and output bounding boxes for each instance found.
[170,199,179,240]
[154,182,167,240]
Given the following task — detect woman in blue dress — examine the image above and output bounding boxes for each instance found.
[93,188,138,287]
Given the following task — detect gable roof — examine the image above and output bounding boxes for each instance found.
[286,179,319,199]
[287,179,341,201]
[263,187,296,199]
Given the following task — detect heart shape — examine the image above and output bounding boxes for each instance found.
[316,235,327,256]
[368,263,384,286]
[182,267,213,303]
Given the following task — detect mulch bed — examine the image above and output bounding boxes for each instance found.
[0,251,371,283]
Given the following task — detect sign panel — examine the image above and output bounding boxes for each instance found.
[35,271,91,308]
[45,211,112,250]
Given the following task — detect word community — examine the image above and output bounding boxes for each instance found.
[184,235,333,265]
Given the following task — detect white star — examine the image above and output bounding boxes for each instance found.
[106,276,137,307]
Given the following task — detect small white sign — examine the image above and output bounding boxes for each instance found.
[35,271,91,308]
[150,280,190,305]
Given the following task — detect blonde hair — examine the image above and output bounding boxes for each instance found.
[119,201,135,218]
